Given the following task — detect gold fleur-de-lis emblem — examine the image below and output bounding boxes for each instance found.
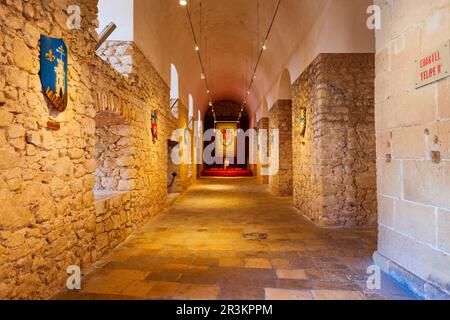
[46,49,55,62]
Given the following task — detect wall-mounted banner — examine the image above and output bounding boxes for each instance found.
[299,108,307,137]
[40,35,68,112]
[415,40,449,89]
[151,111,158,143]
[215,123,237,157]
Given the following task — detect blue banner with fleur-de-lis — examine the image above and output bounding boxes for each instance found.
[40,35,68,112]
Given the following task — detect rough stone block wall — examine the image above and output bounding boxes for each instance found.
[0,1,176,299]
[269,100,293,195]
[292,53,377,227]
[257,117,269,184]
[374,0,450,299]
[94,125,133,192]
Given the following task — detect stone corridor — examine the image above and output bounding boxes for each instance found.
[55,178,414,300]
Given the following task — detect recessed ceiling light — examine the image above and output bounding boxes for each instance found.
[179,0,187,6]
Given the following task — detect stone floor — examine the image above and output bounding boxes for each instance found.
[55,177,416,300]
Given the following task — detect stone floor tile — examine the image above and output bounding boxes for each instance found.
[146,281,180,299]
[276,269,308,280]
[270,258,291,268]
[173,284,220,300]
[106,269,151,281]
[312,290,365,300]
[219,258,243,268]
[81,275,133,295]
[245,258,272,269]
[121,281,156,298]
[219,287,265,300]
[265,288,314,300]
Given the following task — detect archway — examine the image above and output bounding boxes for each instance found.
[267,69,294,196]
[201,101,252,177]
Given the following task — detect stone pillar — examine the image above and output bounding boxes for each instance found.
[292,53,376,227]
[269,100,293,196]
[257,118,269,184]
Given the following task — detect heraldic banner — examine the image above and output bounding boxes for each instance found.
[40,35,68,112]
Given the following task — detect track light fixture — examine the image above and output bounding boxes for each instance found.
[262,41,267,50]
[179,0,187,6]
[240,0,281,107]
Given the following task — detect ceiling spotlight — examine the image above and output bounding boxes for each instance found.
[207,90,210,94]
[262,41,267,50]
[201,73,205,79]
[195,45,199,51]
[247,91,250,95]
[179,0,187,6]
[254,74,257,79]
[209,101,213,107]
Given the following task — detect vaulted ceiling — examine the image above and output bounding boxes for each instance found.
[134,0,374,123]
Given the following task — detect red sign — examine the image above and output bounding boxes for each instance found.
[416,40,449,88]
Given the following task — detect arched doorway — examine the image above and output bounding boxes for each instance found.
[202,101,252,177]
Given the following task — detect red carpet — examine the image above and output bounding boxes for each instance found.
[202,168,254,177]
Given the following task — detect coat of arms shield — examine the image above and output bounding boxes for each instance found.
[151,111,158,143]
[40,35,68,112]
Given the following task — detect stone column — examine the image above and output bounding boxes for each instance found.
[269,100,293,195]
[292,53,376,227]
[257,118,269,184]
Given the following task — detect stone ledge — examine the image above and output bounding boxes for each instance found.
[373,251,450,300]
[94,190,129,203]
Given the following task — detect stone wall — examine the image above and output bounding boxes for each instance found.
[0,1,178,299]
[269,100,293,195]
[257,117,269,184]
[94,125,132,192]
[292,53,377,227]
[373,0,450,299]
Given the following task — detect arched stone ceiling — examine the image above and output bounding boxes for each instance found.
[134,0,374,122]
